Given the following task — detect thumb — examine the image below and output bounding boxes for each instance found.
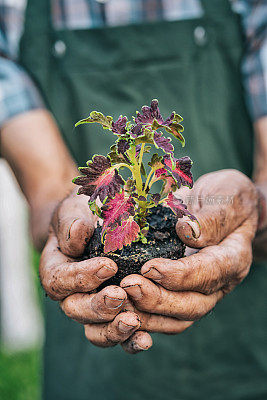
[176,196,257,248]
[176,170,259,248]
[52,192,95,257]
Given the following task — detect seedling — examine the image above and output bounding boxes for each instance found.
[73,99,196,253]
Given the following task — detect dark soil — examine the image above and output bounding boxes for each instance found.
[83,205,185,286]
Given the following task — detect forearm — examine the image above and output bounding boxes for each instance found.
[252,116,267,259]
[1,109,78,250]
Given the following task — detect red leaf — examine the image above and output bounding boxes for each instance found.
[161,175,177,195]
[155,167,167,177]
[163,155,193,189]
[101,191,135,230]
[164,192,197,221]
[73,155,124,202]
[103,217,140,253]
[151,169,177,196]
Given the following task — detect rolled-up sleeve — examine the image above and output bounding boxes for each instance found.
[0,56,44,127]
[239,0,267,122]
[0,1,45,128]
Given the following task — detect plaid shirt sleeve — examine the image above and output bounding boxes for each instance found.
[0,1,44,128]
[238,0,267,122]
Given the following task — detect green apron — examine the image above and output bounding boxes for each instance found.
[20,1,267,399]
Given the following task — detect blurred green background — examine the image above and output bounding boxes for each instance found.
[0,228,43,400]
[0,348,41,400]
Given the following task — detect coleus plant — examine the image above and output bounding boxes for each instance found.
[73,99,197,253]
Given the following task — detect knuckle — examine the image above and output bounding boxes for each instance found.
[202,272,222,295]
[156,285,169,309]
[231,244,253,284]
[140,312,152,330]
[201,286,216,295]
[177,262,194,286]
[104,327,120,346]
[182,294,206,320]
[74,271,92,292]
[188,307,206,321]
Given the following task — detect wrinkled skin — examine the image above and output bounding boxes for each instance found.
[40,168,259,353]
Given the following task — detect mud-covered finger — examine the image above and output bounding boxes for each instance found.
[121,331,153,354]
[122,299,194,334]
[139,312,194,334]
[84,312,141,348]
[40,233,118,300]
[141,215,257,294]
[122,316,192,354]
[52,191,96,257]
[121,275,223,321]
[60,285,127,323]
[176,170,258,248]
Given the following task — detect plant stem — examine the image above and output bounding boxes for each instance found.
[138,143,145,166]
[128,145,144,196]
[116,163,133,172]
[144,168,154,192]
[133,163,143,195]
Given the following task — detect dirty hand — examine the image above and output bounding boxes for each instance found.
[120,170,259,330]
[40,191,153,353]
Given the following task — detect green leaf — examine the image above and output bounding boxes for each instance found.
[164,124,185,147]
[127,143,137,162]
[124,178,136,194]
[75,111,113,130]
[164,113,185,146]
[151,119,162,131]
[148,153,163,169]
[172,113,183,123]
[107,144,131,166]
[135,128,154,145]
[140,235,148,244]
[89,201,102,218]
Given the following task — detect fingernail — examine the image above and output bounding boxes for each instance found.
[118,321,138,333]
[96,266,115,279]
[123,284,142,300]
[184,218,201,239]
[67,218,80,241]
[177,218,201,240]
[104,296,125,309]
[143,267,162,280]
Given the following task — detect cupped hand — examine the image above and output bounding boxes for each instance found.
[40,191,152,353]
[121,170,259,331]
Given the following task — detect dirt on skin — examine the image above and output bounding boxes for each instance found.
[83,205,185,286]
